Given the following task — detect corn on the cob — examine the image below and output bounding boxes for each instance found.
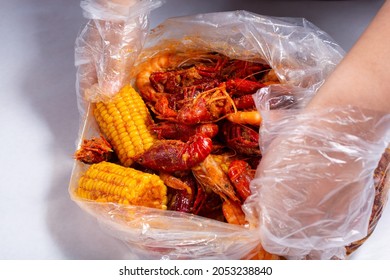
[76,161,167,210]
[94,85,156,167]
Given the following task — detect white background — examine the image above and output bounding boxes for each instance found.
[0,0,389,259]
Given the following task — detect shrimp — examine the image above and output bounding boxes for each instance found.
[192,154,240,203]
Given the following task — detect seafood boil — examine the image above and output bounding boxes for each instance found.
[73,49,390,259]
[74,50,274,223]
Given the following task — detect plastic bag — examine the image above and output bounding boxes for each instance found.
[74,0,163,116]
[70,0,389,259]
[244,84,390,259]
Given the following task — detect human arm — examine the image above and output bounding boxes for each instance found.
[245,0,390,259]
[308,0,390,113]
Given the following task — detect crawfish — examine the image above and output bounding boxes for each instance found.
[232,95,256,110]
[228,160,255,202]
[196,191,225,221]
[165,171,224,218]
[135,134,212,172]
[136,52,223,121]
[220,121,261,157]
[149,122,218,142]
[225,78,265,97]
[176,85,236,124]
[165,173,197,213]
[135,51,184,103]
[192,181,206,215]
[149,67,201,94]
[74,135,114,164]
[148,75,233,124]
[150,66,219,97]
[136,51,271,124]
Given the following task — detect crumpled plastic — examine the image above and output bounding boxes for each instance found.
[74,0,163,115]
[70,0,390,260]
[244,84,390,259]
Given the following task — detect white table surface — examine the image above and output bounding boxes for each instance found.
[1,0,389,260]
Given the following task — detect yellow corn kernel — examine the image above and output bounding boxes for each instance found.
[76,162,167,210]
[94,85,156,167]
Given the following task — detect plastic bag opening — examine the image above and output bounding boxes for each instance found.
[70,5,389,259]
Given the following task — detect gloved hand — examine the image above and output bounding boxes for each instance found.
[244,0,390,259]
[244,88,390,259]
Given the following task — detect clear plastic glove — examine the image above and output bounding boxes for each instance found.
[244,1,390,259]
[243,86,390,259]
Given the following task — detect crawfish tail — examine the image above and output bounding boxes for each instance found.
[166,174,197,213]
[136,134,213,172]
[221,122,261,156]
[228,160,254,201]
